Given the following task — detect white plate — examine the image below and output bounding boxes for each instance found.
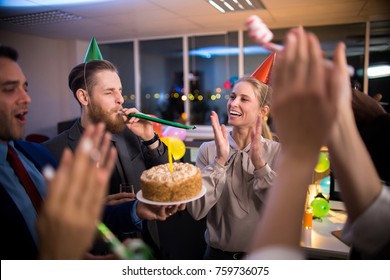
[136,186,206,206]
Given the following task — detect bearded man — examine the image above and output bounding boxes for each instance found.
[44,60,182,257]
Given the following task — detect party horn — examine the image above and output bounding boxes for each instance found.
[96,222,134,259]
[246,15,354,76]
[246,15,283,52]
[97,222,152,260]
[119,111,196,130]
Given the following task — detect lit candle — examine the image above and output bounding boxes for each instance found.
[167,137,173,173]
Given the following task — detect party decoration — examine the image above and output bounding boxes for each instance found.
[246,15,282,52]
[163,126,187,141]
[160,137,186,160]
[223,80,232,90]
[84,36,103,62]
[319,176,331,197]
[149,114,163,137]
[97,222,152,259]
[246,15,272,42]
[315,152,330,173]
[229,76,239,85]
[251,52,276,85]
[124,112,196,130]
[310,197,330,218]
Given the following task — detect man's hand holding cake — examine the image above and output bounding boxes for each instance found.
[137,202,186,221]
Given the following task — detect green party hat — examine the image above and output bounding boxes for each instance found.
[84,36,103,62]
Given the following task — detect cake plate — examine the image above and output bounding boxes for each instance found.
[136,186,206,205]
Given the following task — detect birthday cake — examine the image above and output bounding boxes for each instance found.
[140,162,202,202]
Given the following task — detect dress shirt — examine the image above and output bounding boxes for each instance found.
[187,133,281,252]
[130,200,143,230]
[342,185,390,257]
[0,141,46,246]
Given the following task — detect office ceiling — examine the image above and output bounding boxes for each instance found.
[0,0,389,42]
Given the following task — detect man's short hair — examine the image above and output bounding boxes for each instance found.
[0,45,19,61]
[68,60,118,105]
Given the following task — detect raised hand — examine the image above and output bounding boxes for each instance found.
[37,123,117,259]
[210,111,230,165]
[249,115,266,169]
[120,108,156,144]
[272,26,338,158]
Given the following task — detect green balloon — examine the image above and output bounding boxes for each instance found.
[315,152,330,173]
[310,197,330,218]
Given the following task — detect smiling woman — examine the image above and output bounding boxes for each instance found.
[186,73,281,259]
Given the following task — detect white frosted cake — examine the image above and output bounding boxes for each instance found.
[140,162,202,202]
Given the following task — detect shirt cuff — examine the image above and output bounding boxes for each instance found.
[253,163,271,178]
[130,200,143,230]
[207,159,229,174]
[342,185,390,255]
[145,139,166,156]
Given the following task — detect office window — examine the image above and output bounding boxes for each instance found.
[304,22,388,112]
[99,20,388,127]
[368,20,390,112]
[188,32,239,125]
[139,38,183,121]
[100,42,135,108]
[243,30,277,76]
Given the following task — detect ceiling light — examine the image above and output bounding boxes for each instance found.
[208,1,226,13]
[367,65,390,78]
[356,65,390,79]
[223,1,235,11]
[207,0,265,13]
[232,0,244,9]
[245,0,254,7]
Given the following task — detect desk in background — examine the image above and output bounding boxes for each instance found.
[301,210,350,259]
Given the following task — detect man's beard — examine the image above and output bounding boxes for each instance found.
[88,102,126,134]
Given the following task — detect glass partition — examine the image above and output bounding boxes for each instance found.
[188,32,239,125]
[139,37,183,121]
[100,42,135,108]
[100,21,389,126]
[368,20,390,112]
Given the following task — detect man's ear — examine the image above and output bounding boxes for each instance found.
[76,89,89,106]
